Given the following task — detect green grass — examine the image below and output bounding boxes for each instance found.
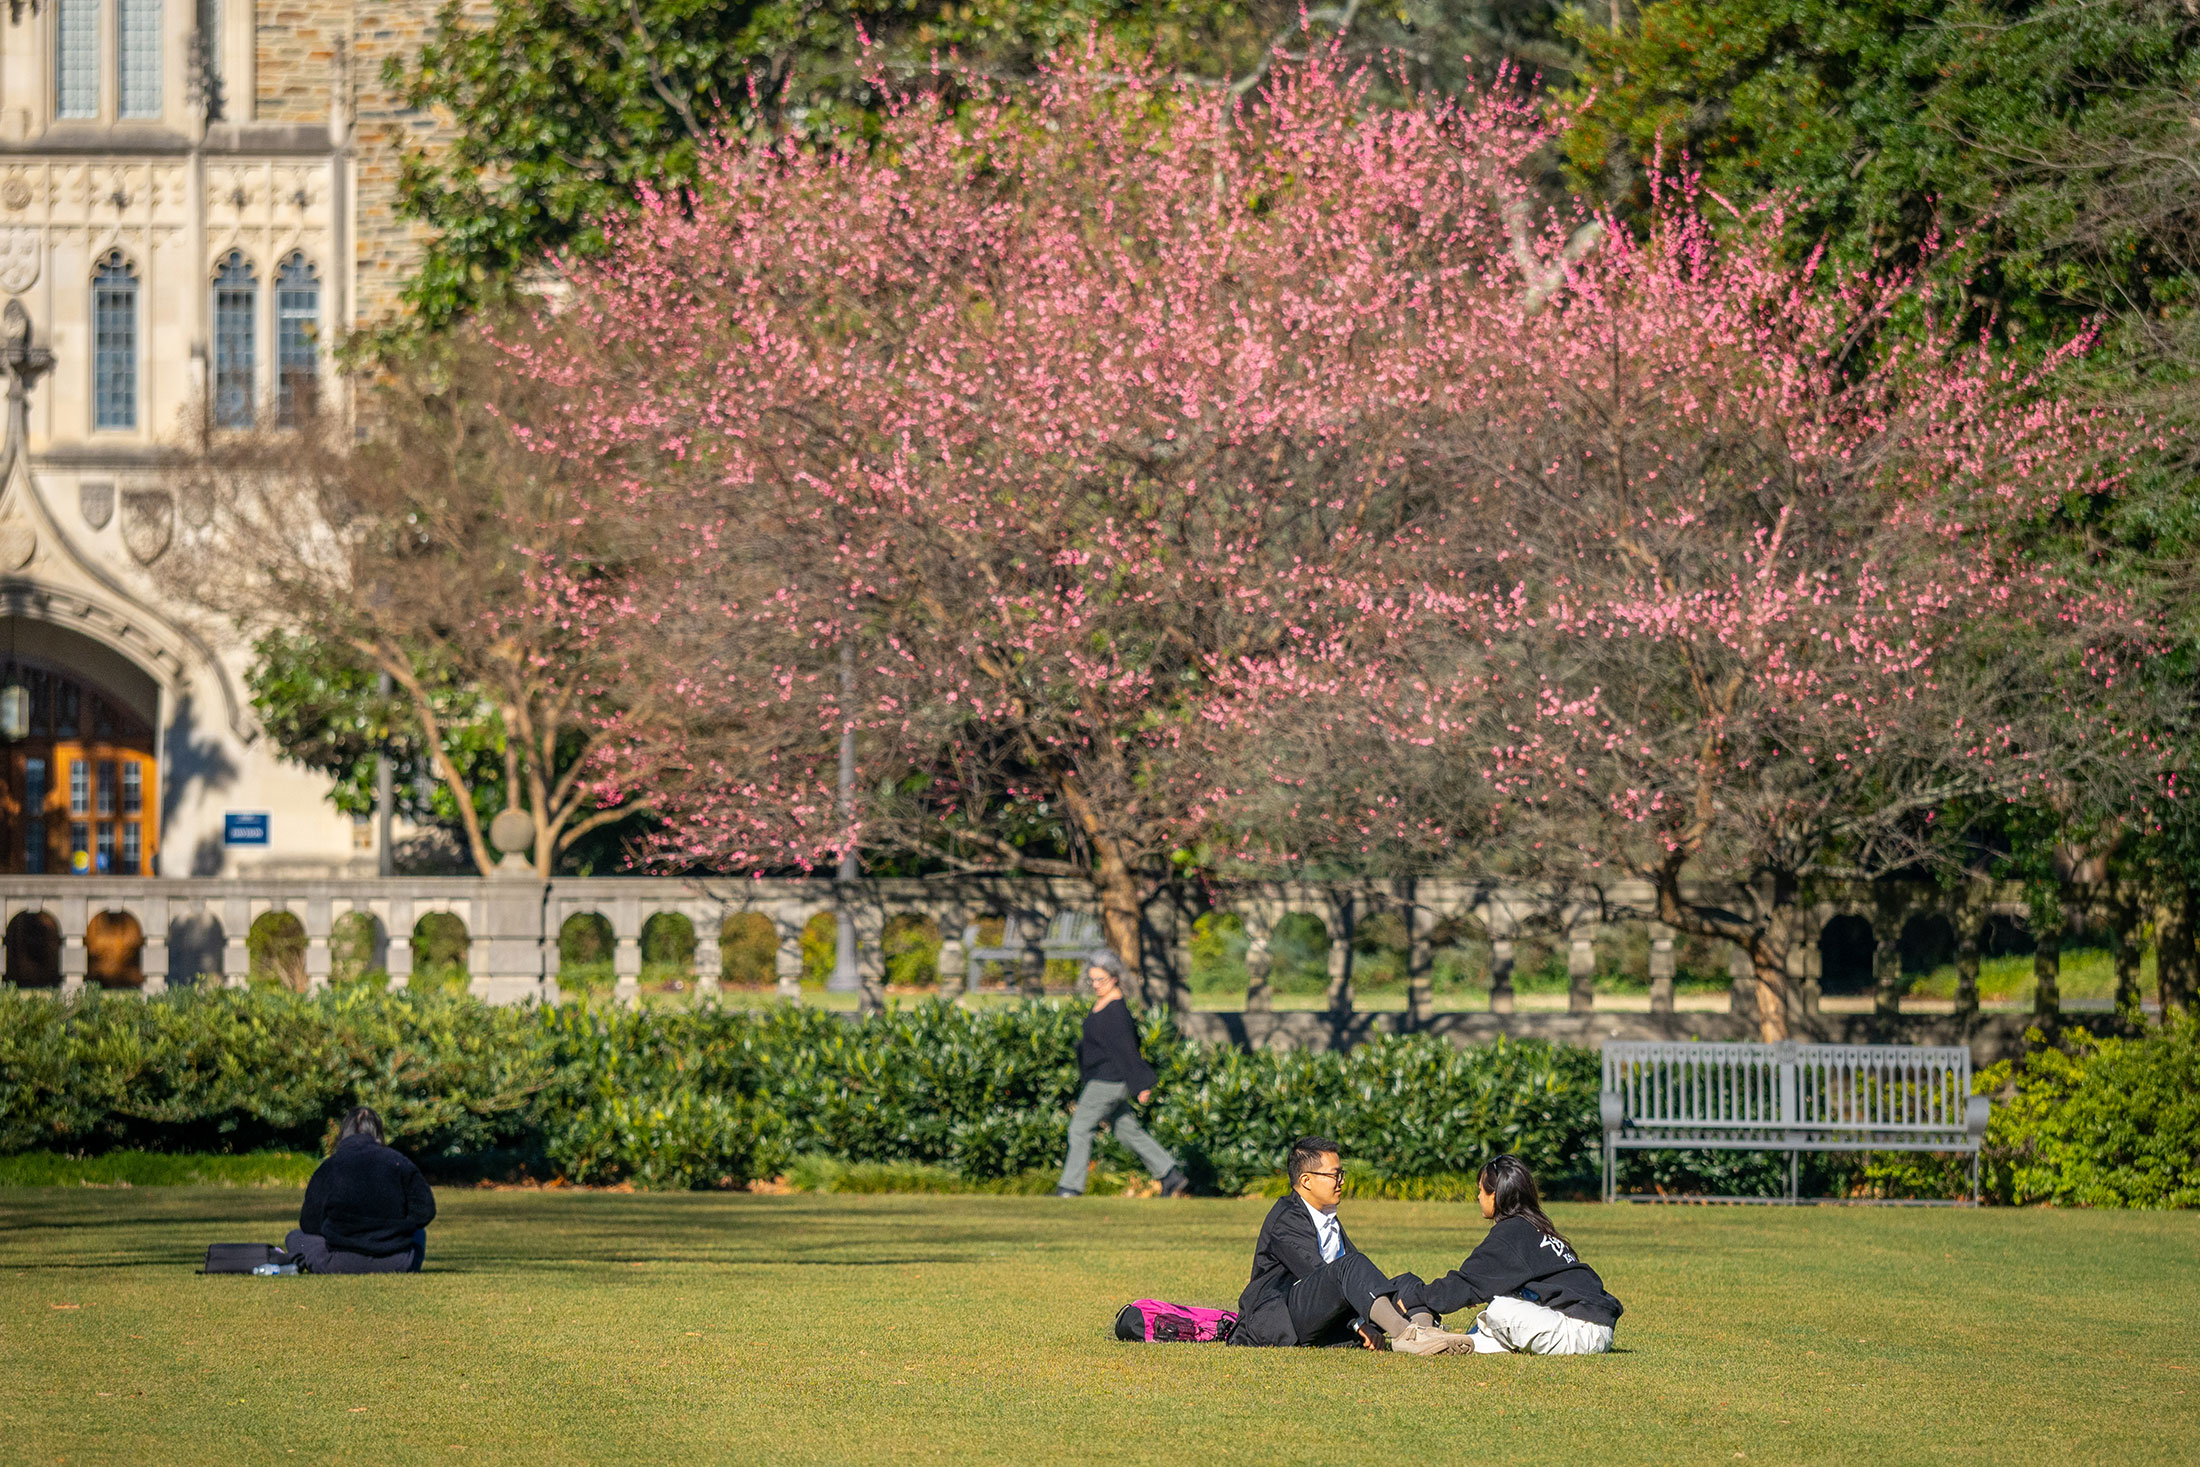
[2,1192,2195,1465]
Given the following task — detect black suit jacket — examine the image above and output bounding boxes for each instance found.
[1232,1194,1357,1346]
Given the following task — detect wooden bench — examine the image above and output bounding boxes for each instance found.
[1599,1040,1991,1205]
[961,911,1111,988]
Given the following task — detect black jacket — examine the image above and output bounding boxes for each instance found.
[1397,1215,1623,1327]
[1077,1000,1156,1092]
[1231,1195,1355,1344]
[299,1136,437,1257]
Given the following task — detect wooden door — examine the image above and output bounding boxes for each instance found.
[0,664,158,875]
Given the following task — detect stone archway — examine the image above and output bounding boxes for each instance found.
[0,620,162,875]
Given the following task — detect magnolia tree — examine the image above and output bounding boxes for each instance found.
[1237,197,2153,1038]
[509,54,1575,993]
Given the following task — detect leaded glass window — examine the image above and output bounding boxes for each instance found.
[118,0,163,118]
[212,251,256,429]
[55,0,99,119]
[93,253,138,430]
[276,254,319,426]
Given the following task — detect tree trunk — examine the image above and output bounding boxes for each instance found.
[1088,839,1150,1008]
[1749,945,1792,1042]
[2158,885,2198,1020]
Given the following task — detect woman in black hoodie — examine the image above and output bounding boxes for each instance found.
[1052,951,1190,1197]
[1397,1154,1622,1354]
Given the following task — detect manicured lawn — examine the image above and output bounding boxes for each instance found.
[3,1191,2195,1465]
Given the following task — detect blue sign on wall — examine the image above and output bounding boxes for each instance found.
[223,813,271,846]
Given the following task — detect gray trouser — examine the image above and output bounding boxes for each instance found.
[285,1228,425,1275]
[1057,1079,1178,1192]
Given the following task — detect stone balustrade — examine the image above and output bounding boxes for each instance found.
[0,872,2050,1024]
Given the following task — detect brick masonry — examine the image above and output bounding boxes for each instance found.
[256,1,491,325]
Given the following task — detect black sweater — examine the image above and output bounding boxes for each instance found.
[1077,999,1156,1092]
[1397,1215,1624,1327]
[299,1136,438,1257]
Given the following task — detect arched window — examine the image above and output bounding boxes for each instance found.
[92,252,137,430]
[276,253,319,426]
[117,0,163,118]
[54,0,99,119]
[212,251,256,428]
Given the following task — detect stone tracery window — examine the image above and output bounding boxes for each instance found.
[117,0,162,118]
[213,250,257,429]
[93,251,138,430]
[276,253,319,426]
[54,0,99,119]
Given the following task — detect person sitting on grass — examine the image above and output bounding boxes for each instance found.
[1229,1136,1473,1355]
[1395,1154,1622,1355]
[1054,951,1190,1199]
[284,1107,436,1275]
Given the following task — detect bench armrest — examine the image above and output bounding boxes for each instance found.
[1965,1094,1991,1140]
[1599,1091,1624,1135]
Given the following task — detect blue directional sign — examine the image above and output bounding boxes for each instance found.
[223,812,271,846]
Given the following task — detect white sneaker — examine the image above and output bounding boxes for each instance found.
[1388,1323,1475,1356]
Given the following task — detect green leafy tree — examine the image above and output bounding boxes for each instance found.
[388,0,1585,325]
[1560,0,2200,338]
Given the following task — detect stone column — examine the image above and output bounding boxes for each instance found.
[1952,907,1982,1020]
[384,896,415,992]
[2033,899,2065,1025]
[1488,935,1516,1015]
[1873,916,1903,1017]
[1647,922,1675,1015]
[936,930,967,1001]
[1567,919,1597,1014]
[773,908,806,1002]
[58,895,87,997]
[1727,942,1757,1020]
[222,895,252,988]
[688,905,722,1004]
[303,896,333,994]
[139,892,170,994]
[1406,884,1435,1028]
[1324,894,1354,1017]
[1799,914,1824,1016]
[1242,902,1274,1013]
[613,893,643,1006]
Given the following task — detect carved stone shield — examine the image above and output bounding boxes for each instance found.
[120,488,172,565]
[0,229,40,295]
[80,481,113,530]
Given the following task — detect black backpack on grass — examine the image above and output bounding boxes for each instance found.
[202,1244,289,1274]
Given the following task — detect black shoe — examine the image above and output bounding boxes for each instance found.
[1158,1168,1191,1198]
[1052,1186,1082,1198]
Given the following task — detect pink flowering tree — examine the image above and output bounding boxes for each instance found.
[508,53,1571,996]
[1233,195,2150,1038]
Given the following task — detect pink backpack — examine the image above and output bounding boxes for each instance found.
[1114,1299,1239,1344]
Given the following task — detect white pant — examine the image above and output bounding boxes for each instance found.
[1467,1295,1614,1355]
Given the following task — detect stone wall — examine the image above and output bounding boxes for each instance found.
[251,0,486,326]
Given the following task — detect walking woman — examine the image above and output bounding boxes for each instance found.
[1055,951,1191,1197]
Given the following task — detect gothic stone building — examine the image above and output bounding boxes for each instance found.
[0,0,451,876]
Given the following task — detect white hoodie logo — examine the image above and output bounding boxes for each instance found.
[1538,1234,1576,1265]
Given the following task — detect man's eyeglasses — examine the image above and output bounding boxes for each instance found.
[1300,1169,1345,1183]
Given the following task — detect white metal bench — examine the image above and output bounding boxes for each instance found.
[961,911,1110,986]
[1599,1040,1991,1205]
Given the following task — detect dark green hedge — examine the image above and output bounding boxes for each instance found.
[8,991,2188,1203]
[0,990,1600,1194]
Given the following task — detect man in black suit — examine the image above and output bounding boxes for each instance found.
[1229,1136,1472,1354]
